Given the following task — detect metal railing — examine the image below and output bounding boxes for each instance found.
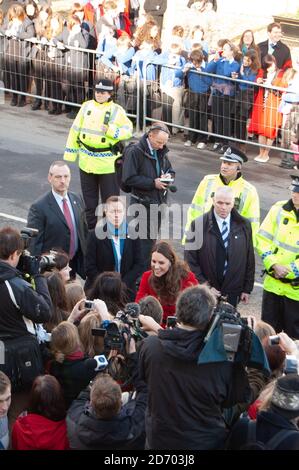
[0,35,298,157]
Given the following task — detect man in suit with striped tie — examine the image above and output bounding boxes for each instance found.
[184,186,255,306]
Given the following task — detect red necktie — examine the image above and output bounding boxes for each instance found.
[62,198,76,259]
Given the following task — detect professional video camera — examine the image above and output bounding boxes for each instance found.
[105,302,147,354]
[102,302,148,385]
[17,228,57,276]
[200,297,253,363]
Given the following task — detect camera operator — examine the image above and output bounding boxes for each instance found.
[137,285,268,450]
[66,334,147,450]
[0,227,52,424]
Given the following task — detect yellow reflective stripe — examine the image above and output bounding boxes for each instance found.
[239,186,248,213]
[72,125,105,137]
[190,203,202,212]
[274,206,283,240]
[273,240,298,254]
[203,178,215,205]
[110,104,119,122]
[247,217,260,223]
[258,229,274,241]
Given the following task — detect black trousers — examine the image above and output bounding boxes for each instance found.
[79,169,120,230]
[188,91,208,143]
[262,290,299,339]
[211,94,234,144]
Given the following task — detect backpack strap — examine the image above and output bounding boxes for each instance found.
[4,280,20,309]
[266,429,298,450]
[4,279,36,336]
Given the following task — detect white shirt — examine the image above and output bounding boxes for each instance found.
[52,190,78,252]
[214,210,231,237]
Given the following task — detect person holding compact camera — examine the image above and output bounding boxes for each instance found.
[122,122,175,269]
[0,226,52,425]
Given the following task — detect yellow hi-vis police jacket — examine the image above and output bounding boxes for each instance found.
[256,200,299,302]
[63,99,133,174]
[183,173,260,244]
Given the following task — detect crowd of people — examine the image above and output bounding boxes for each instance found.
[0,0,299,453]
[0,129,298,449]
[0,0,298,166]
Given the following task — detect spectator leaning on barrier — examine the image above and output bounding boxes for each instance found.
[183,146,260,245]
[64,78,133,230]
[256,175,299,339]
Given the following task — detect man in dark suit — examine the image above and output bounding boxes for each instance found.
[85,196,144,299]
[258,22,292,71]
[27,161,88,278]
[184,186,255,307]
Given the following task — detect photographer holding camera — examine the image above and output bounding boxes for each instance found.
[0,227,52,423]
[122,122,175,269]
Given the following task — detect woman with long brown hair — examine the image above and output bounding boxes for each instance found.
[135,241,198,326]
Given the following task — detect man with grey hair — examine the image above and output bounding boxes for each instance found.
[138,285,255,449]
[184,185,255,306]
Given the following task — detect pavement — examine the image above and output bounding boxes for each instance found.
[0,98,296,318]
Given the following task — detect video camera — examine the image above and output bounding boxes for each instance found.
[17,228,57,276]
[201,297,253,363]
[105,302,147,354]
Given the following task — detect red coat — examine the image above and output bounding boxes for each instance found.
[248,69,287,139]
[12,414,69,450]
[135,270,199,325]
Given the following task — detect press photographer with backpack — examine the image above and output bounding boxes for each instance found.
[0,226,52,426]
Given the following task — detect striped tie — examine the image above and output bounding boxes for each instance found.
[221,220,228,276]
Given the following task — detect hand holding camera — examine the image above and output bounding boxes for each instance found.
[93,299,112,321]
[68,299,89,324]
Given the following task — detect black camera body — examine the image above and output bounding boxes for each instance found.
[104,303,147,354]
[18,228,57,276]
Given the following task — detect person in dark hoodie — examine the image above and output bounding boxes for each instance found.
[122,122,175,269]
[66,336,147,450]
[138,285,262,450]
